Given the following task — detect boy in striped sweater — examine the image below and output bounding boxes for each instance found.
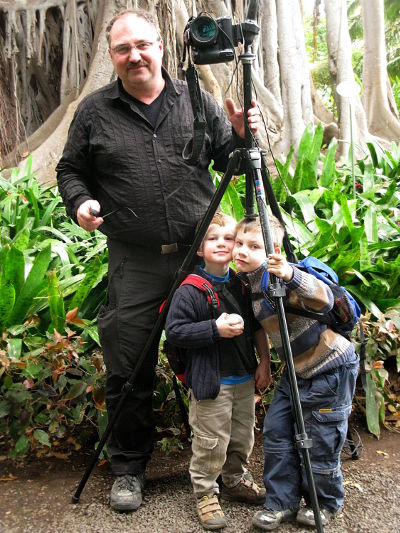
[232,216,359,531]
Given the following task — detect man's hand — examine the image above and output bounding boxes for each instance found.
[225,97,261,138]
[216,312,244,338]
[77,199,104,231]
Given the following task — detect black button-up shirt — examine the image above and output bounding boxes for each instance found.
[56,69,240,248]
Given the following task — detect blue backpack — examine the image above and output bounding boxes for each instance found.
[262,256,361,340]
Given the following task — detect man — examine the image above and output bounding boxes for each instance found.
[56,8,260,513]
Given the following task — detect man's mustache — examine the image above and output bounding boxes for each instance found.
[127,61,148,69]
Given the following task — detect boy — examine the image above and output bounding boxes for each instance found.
[165,212,270,531]
[232,216,359,531]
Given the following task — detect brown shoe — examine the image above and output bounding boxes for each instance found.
[196,494,227,530]
[221,477,266,504]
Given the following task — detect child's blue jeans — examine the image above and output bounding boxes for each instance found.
[262,352,359,513]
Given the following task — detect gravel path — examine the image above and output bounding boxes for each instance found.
[1,422,399,533]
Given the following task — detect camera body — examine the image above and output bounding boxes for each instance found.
[184,15,238,65]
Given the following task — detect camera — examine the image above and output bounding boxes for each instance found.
[184,15,237,65]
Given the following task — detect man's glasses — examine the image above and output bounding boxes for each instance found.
[111,41,158,57]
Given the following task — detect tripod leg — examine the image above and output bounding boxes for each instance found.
[172,375,191,440]
[72,150,244,503]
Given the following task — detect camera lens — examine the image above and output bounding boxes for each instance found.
[190,15,219,47]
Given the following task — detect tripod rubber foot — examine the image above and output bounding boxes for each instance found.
[72,495,80,504]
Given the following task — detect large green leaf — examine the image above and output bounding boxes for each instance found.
[340,196,355,232]
[274,151,294,202]
[220,180,245,220]
[293,124,314,193]
[301,158,319,190]
[365,374,380,437]
[13,227,30,251]
[320,139,338,187]
[3,246,25,299]
[309,123,324,175]
[8,245,52,326]
[69,256,103,312]
[364,206,378,243]
[0,278,16,329]
[23,187,40,228]
[40,196,63,227]
[31,226,73,243]
[47,270,65,333]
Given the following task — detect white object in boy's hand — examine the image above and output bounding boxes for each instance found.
[228,314,244,326]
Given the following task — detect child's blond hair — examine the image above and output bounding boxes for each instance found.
[236,214,285,248]
[197,211,236,239]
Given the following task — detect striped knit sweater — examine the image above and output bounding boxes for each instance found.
[245,264,355,378]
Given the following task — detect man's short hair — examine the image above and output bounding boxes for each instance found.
[236,214,285,248]
[106,8,161,46]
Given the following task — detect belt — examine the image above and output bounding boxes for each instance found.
[161,243,192,255]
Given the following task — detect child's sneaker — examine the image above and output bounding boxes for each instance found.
[196,494,227,531]
[252,508,298,530]
[296,506,337,526]
[221,477,265,504]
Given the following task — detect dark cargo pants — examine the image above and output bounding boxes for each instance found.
[97,239,188,475]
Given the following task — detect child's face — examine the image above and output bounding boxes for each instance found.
[197,223,236,269]
[233,228,267,273]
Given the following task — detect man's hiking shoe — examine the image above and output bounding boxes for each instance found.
[296,506,337,526]
[221,477,265,504]
[196,494,227,530]
[110,473,145,512]
[252,508,298,530]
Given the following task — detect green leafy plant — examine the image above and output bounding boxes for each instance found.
[0,161,108,456]
[271,126,400,435]
[211,126,399,436]
[0,328,106,457]
[355,310,400,437]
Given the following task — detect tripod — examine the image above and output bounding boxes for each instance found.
[72,16,324,533]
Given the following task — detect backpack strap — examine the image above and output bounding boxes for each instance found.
[180,274,220,313]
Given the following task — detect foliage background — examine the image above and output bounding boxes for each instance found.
[1,1,399,458]
[1,129,399,458]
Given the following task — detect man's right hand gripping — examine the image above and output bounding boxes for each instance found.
[77,199,104,231]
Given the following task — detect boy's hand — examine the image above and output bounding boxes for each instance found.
[266,252,293,282]
[216,313,244,338]
[255,359,272,389]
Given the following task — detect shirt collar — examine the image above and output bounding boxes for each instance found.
[200,265,230,283]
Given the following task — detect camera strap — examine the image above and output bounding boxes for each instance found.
[182,63,207,165]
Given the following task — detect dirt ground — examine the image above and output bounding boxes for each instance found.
[1,419,399,533]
